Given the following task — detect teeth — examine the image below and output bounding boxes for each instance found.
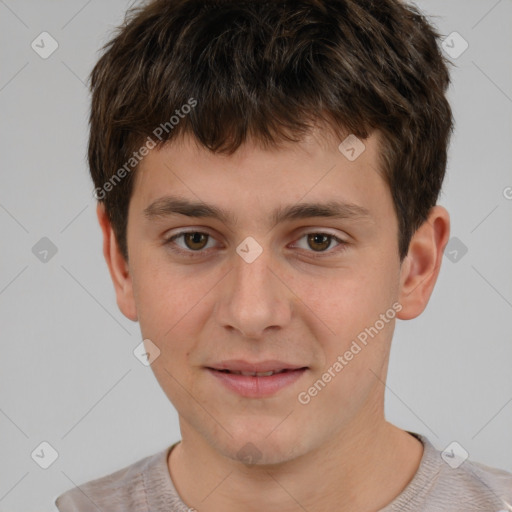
[230,370,286,377]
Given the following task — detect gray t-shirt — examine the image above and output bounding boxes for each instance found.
[55,432,512,511]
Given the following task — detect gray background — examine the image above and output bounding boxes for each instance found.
[0,0,511,510]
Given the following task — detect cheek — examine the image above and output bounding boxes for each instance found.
[132,260,202,336]
[131,262,219,386]
[298,268,396,334]
[296,268,397,394]
[131,264,209,404]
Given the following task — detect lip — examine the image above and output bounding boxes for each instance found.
[208,359,306,373]
[205,360,308,398]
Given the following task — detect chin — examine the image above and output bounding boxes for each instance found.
[227,442,297,466]
[216,428,310,467]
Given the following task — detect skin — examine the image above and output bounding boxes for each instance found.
[97,127,450,512]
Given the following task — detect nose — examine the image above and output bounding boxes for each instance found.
[215,246,293,339]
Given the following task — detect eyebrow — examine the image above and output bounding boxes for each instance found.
[143,195,372,227]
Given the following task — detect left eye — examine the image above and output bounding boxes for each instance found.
[293,233,345,253]
[164,231,347,256]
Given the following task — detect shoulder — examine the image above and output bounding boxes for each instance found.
[396,433,512,511]
[440,455,512,507]
[54,446,174,512]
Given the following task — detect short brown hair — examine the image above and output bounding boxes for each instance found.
[88,0,454,262]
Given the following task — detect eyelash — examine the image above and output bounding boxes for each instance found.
[163,230,349,259]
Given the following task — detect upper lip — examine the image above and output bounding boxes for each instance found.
[206,360,307,373]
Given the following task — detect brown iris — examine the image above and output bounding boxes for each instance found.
[307,233,331,252]
[183,232,209,250]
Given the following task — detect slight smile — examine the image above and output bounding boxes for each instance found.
[205,360,309,398]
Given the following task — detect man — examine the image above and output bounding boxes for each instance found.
[56,0,512,510]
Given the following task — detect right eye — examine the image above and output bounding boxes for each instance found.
[164,230,219,257]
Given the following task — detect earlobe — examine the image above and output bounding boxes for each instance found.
[397,205,450,320]
[96,203,138,322]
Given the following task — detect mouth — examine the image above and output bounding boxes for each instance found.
[205,361,308,398]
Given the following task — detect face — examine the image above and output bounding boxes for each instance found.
[122,129,407,464]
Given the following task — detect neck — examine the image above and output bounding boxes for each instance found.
[168,415,423,512]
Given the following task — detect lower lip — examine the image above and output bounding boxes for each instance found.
[206,368,307,398]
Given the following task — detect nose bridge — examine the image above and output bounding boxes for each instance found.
[218,240,291,338]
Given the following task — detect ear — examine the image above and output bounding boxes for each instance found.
[96,203,138,322]
[397,205,450,320]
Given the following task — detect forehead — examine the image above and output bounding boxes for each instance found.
[131,130,391,228]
